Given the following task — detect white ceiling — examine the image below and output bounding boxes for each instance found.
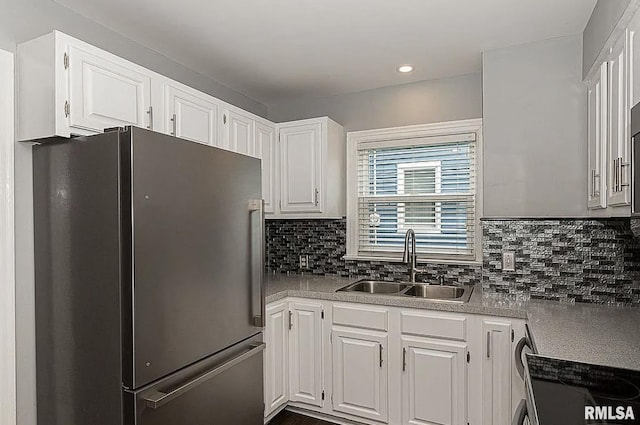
[54,0,597,104]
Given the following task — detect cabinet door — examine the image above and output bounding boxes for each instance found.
[401,337,467,425]
[165,83,218,145]
[289,302,323,407]
[588,62,608,209]
[279,123,323,213]
[265,302,289,417]
[255,122,276,213]
[608,30,631,206]
[331,329,388,423]
[68,44,152,132]
[225,110,255,156]
[482,321,512,425]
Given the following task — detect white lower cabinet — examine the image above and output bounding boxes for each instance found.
[482,320,513,425]
[289,302,324,408]
[401,337,468,425]
[264,299,519,425]
[332,328,388,423]
[264,302,289,417]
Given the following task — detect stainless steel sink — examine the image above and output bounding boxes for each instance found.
[403,284,474,303]
[336,279,474,303]
[338,279,411,294]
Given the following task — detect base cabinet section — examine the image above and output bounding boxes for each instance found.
[401,337,468,425]
[482,320,513,425]
[331,329,388,423]
[264,299,522,425]
[289,302,324,408]
[264,302,289,417]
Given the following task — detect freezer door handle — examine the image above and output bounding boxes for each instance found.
[249,199,265,327]
[142,342,266,409]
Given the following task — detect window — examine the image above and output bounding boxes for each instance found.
[397,161,442,232]
[346,120,481,262]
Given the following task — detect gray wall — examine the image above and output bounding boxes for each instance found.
[267,73,482,131]
[483,35,587,218]
[583,0,631,78]
[0,0,267,117]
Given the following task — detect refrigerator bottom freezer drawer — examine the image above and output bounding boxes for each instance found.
[125,334,264,425]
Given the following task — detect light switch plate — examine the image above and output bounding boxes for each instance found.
[502,251,515,271]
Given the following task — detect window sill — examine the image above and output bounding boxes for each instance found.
[342,255,482,267]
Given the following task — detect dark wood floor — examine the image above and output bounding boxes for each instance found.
[268,410,337,425]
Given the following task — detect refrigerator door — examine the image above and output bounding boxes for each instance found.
[125,334,264,425]
[121,127,264,388]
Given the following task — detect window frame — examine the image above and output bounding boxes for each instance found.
[345,119,483,265]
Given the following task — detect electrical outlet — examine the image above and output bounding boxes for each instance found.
[502,251,515,271]
[299,255,309,269]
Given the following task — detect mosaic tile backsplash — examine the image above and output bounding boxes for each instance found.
[265,218,481,284]
[483,218,640,304]
[266,217,640,305]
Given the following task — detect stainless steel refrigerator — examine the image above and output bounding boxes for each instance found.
[32,126,265,425]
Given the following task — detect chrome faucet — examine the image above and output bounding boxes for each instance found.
[403,229,426,283]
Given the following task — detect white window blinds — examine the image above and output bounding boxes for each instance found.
[356,133,477,260]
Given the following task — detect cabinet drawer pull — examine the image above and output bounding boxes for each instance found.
[171,113,177,136]
[314,188,319,206]
[379,344,383,368]
[288,311,293,330]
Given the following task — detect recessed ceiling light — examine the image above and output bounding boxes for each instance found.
[397,65,414,73]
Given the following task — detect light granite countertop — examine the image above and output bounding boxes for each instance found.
[266,273,640,371]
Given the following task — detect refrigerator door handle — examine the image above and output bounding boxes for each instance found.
[249,199,265,327]
[142,342,266,409]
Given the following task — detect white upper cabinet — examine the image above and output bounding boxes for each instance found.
[164,82,219,146]
[279,121,323,213]
[223,109,256,156]
[67,44,152,133]
[18,31,153,140]
[255,122,277,213]
[607,30,631,206]
[587,62,608,210]
[276,117,345,218]
[17,32,343,219]
[585,7,640,215]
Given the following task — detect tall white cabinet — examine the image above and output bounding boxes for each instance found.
[279,121,323,213]
[274,117,346,218]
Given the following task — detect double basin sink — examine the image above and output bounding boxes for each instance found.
[337,279,474,303]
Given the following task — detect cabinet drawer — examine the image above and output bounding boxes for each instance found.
[332,304,388,331]
[401,311,466,341]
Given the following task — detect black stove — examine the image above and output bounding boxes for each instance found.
[525,355,640,425]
